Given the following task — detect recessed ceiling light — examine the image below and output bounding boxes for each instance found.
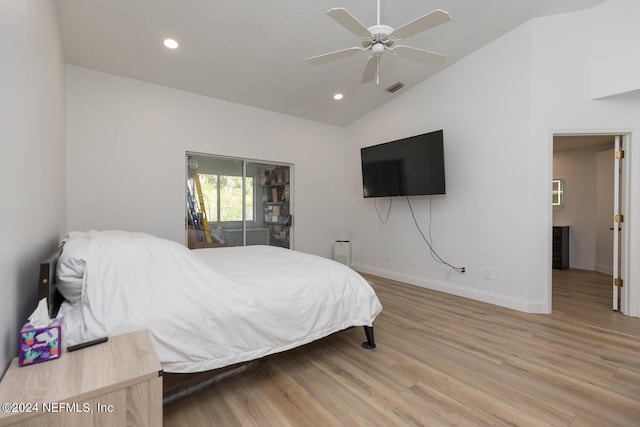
[333,93,344,101]
[163,39,179,49]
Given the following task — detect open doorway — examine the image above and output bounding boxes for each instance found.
[551,133,629,314]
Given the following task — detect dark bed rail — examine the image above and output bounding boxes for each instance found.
[38,242,65,319]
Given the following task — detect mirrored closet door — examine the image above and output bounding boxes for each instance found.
[186,153,292,249]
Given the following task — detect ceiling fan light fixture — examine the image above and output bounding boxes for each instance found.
[371,43,385,54]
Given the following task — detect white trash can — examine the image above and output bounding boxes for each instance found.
[333,240,352,266]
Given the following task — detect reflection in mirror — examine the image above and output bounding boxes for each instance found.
[186,153,292,249]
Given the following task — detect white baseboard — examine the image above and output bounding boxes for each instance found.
[594,263,613,276]
[353,263,550,314]
[570,263,595,271]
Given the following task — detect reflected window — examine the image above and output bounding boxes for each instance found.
[194,174,254,222]
[552,179,564,207]
[186,153,292,249]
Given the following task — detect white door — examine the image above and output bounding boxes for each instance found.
[612,136,623,311]
[595,149,614,275]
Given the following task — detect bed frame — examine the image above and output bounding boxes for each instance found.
[38,243,66,319]
[38,242,376,404]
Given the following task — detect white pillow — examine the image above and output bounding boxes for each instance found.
[66,230,93,240]
[56,237,90,304]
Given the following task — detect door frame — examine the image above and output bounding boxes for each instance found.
[547,129,633,316]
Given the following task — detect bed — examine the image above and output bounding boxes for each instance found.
[39,230,382,399]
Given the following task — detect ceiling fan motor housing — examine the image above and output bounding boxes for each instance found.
[365,24,394,49]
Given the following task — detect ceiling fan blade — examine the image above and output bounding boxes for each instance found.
[361,55,378,83]
[306,47,363,65]
[391,45,447,66]
[392,9,450,40]
[327,8,371,38]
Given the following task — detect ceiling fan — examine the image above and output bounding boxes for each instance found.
[306,0,451,84]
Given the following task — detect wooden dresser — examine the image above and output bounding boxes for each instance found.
[0,329,162,427]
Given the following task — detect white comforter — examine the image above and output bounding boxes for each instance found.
[60,231,382,373]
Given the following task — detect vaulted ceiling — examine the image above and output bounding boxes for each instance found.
[56,0,605,126]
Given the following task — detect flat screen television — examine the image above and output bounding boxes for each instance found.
[361,129,445,197]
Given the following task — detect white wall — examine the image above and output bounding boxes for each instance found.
[531,1,640,316]
[344,0,640,315]
[553,145,614,272]
[590,0,640,99]
[0,1,66,375]
[344,22,537,312]
[553,148,598,270]
[65,66,346,258]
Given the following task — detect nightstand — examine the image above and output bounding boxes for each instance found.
[0,329,162,426]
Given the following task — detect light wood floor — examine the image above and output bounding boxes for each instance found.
[163,269,640,426]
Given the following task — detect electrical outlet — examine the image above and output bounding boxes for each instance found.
[385,252,390,261]
[409,256,415,265]
[482,267,493,280]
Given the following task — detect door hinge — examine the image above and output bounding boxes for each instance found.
[615,150,625,159]
[614,214,624,223]
[614,277,624,287]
